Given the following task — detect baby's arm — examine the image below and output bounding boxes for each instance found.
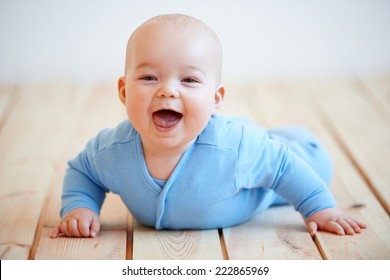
[305,207,367,236]
[53,134,108,238]
[246,137,366,236]
[50,208,100,238]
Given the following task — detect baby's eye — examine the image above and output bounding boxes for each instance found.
[141,76,157,81]
[181,78,199,83]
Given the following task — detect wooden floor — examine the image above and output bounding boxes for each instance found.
[0,75,389,260]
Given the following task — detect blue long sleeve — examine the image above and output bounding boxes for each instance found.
[60,136,109,217]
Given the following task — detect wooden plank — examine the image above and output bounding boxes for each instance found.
[224,206,322,260]
[0,85,18,130]
[310,79,390,215]
[0,192,39,259]
[0,244,30,260]
[0,84,90,259]
[251,81,390,259]
[133,222,224,260]
[34,83,129,259]
[35,228,126,260]
[221,83,321,259]
[219,81,261,121]
[0,85,13,114]
[358,74,390,118]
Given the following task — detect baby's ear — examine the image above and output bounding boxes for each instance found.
[118,77,126,104]
[213,85,225,111]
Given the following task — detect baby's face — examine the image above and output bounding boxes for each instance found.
[119,23,224,151]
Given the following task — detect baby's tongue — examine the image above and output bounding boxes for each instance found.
[153,110,182,128]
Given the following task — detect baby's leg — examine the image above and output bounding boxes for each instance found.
[267,126,334,206]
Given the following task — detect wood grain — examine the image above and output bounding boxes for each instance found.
[358,75,390,120]
[224,206,322,260]
[35,228,126,260]
[0,85,18,130]
[133,222,224,260]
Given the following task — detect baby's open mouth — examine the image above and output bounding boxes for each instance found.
[152,109,183,129]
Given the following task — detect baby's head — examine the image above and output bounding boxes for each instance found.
[118,14,225,151]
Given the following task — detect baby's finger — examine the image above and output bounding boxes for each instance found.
[78,219,91,237]
[323,220,345,235]
[335,217,355,235]
[90,216,101,238]
[50,224,61,239]
[344,217,362,233]
[68,219,82,237]
[60,220,72,237]
[306,221,318,237]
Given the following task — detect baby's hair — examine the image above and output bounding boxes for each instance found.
[144,14,207,28]
[133,14,218,38]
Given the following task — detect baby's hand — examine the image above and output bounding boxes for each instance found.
[305,207,367,237]
[50,208,100,238]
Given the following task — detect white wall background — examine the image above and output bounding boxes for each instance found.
[0,0,389,83]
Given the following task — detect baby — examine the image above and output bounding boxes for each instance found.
[51,14,366,239]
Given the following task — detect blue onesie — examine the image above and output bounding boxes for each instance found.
[61,115,335,229]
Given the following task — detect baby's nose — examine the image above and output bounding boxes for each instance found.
[156,84,179,98]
